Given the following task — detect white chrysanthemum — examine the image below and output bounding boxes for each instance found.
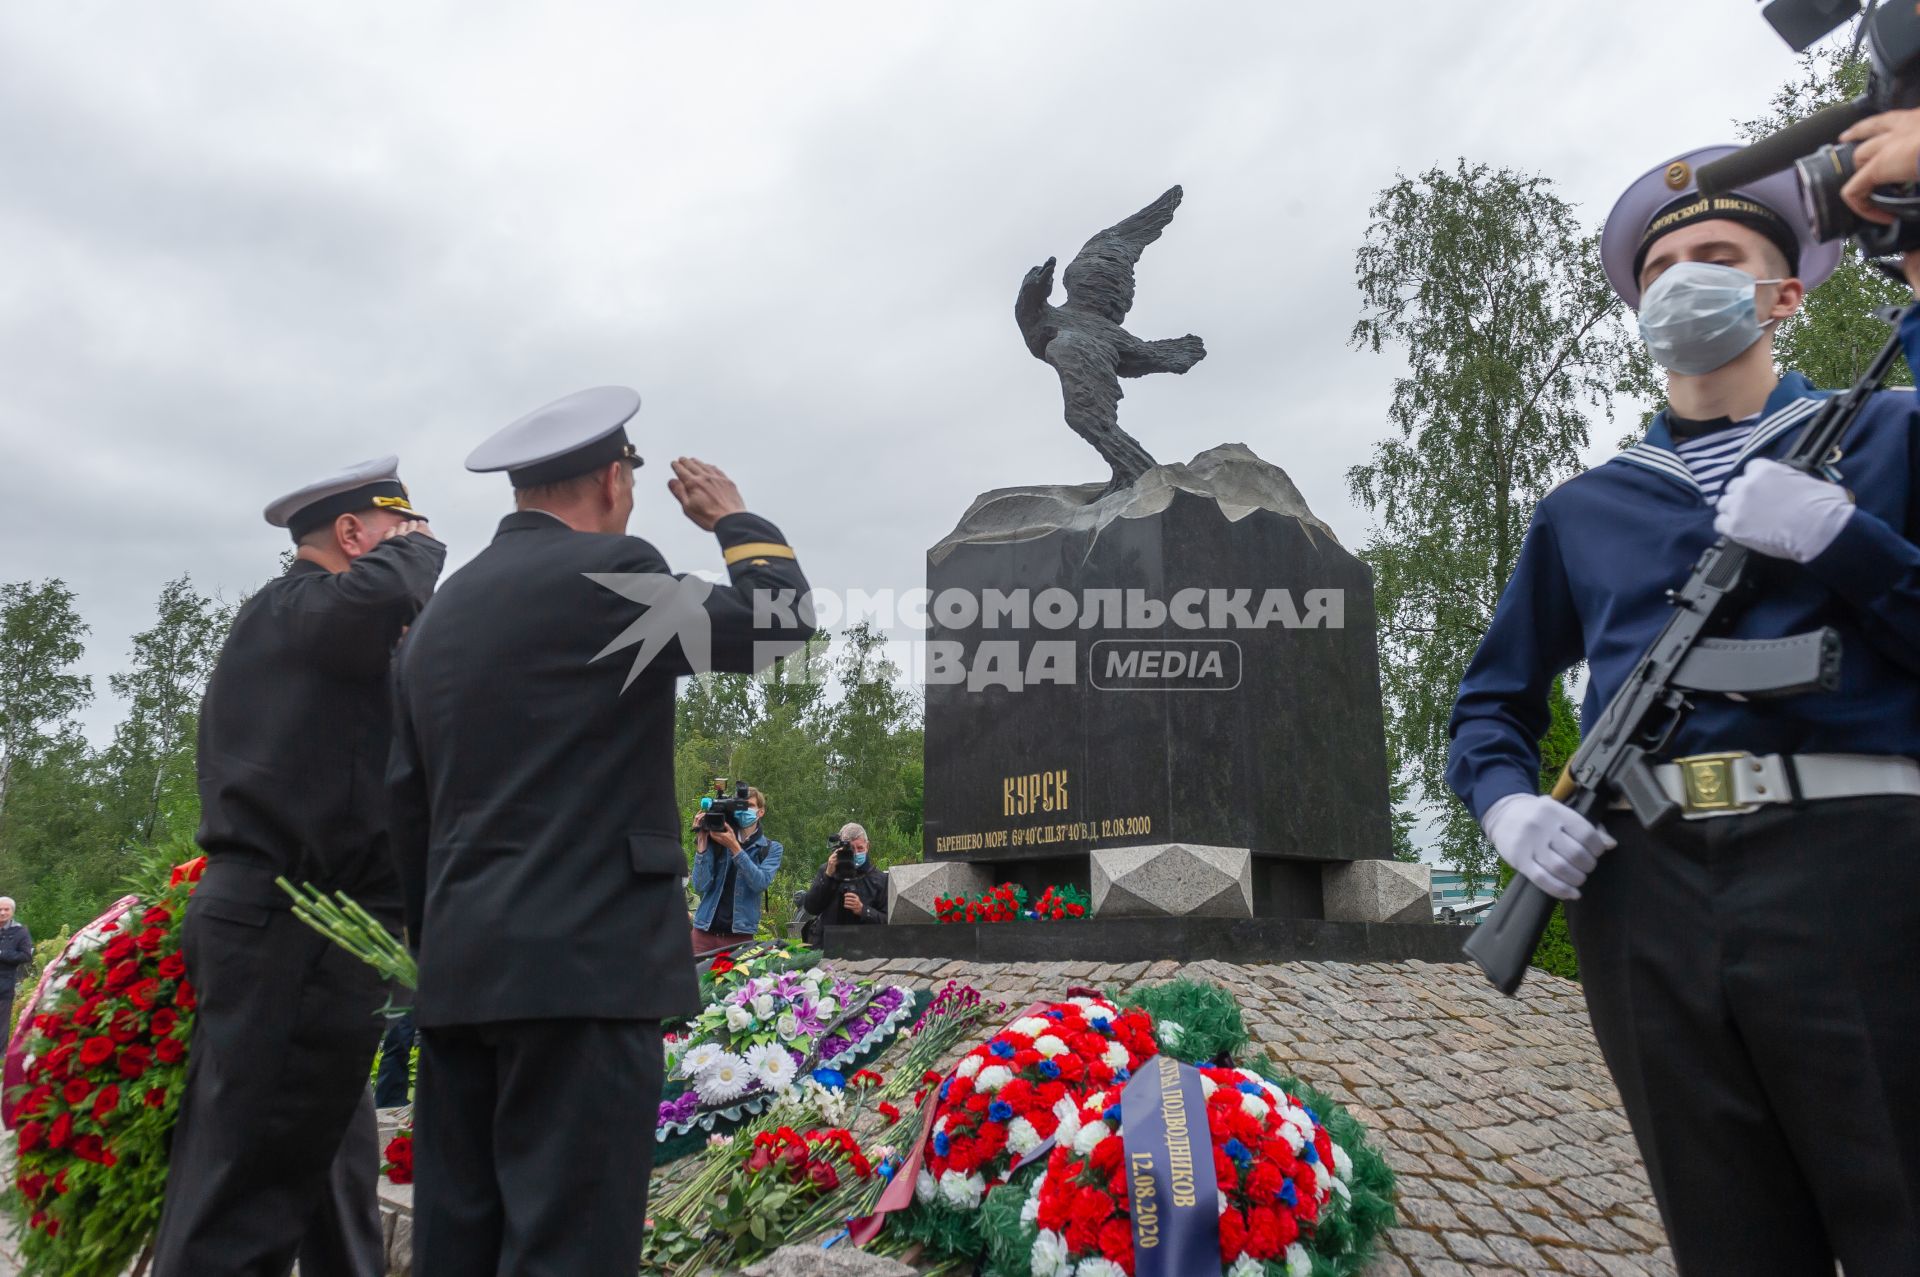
[1227,1258,1265,1277]
[1052,1095,1081,1126]
[1217,1192,1230,1216]
[1158,1019,1185,1049]
[1103,1042,1129,1071]
[1075,1259,1126,1277]
[1278,1123,1306,1155]
[938,1169,986,1210]
[724,1005,752,1032]
[956,1055,983,1079]
[915,1169,938,1203]
[1285,1243,1312,1277]
[694,1052,750,1104]
[681,1042,723,1077]
[1332,1143,1354,1182]
[1067,996,1098,1009]
[1314,1161,1334,1194]
[1072,1119,1111,1156]
[1029,1229,1070,1277]
[1033,1035,1069,1058]
[1199,1074,1218,1098]
[747,1045,797,1092]
[1010,1016,1051,1038]
[976,1065,1014,1093]
[776,1012,799,1040]
[1007,1116,1042,1156]
[1331,1177,1351,1203]
[1055,1110,1082,1149]
[751,993,776,1020]
[935,1115,950,1135]
[1240,1093,1269,1122]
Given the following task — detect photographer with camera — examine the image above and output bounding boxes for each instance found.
[1449,138,1920,1271]
[689,784,783,958]
[800,823,887,945]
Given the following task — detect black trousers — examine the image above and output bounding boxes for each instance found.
[414,1018,663,1277]
[1568,795,1920,1275]
[150,872,389,1277]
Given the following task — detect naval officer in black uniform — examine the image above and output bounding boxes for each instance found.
[388,387,814,1277]
[152,458,444,1277]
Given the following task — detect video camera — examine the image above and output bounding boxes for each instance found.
[826,833,856,878]
[1701,0,1920,254]
[696,778,754,834]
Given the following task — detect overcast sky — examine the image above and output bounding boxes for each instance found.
[1,2,1822,747]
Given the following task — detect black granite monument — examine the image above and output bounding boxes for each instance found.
[923,188,1395,915]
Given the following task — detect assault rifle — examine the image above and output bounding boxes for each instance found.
[1465,306,1913,995]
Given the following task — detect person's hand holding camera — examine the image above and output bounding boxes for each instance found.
[709,823,742,856]
[1839,108,1920,229]
[842,891,865,917]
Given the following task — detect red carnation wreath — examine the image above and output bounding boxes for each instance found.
[896,994,1157,1255]
[1020,1063,1350,1277]
[3,850,205,1277]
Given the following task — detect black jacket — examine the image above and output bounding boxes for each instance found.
[390,510,812,1026]
[802,860,888,942]
[194,536,445,920]
[0,922,33,995]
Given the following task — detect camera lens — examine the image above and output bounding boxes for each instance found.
[1795,142,1861,243]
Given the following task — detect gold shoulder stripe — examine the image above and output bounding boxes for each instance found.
[722,541,796,565]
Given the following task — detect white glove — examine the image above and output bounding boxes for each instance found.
[1482,793,1616,901]
[1713,458,1854,564]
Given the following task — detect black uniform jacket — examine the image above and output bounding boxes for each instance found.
[195,535,446,922]
[389,510,813,1027]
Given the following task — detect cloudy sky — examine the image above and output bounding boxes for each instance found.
[1,1,1822,745]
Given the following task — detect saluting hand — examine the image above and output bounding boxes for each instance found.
[384,519,437,541]
[668,459,748,532]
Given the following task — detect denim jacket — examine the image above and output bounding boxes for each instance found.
[690,829,783,936]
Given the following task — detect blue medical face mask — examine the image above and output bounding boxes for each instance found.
[1636,261,1783,376]
[853,850,868,867]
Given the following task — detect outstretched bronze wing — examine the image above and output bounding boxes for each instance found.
[1059,185,1183,325]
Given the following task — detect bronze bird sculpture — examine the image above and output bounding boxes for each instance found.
[1015,185,1207,494]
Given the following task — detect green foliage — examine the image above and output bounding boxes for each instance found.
[1119,978,1249,1064]
[1348,161,1645,880]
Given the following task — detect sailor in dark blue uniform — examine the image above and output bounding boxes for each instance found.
[1449,147,1920,1272]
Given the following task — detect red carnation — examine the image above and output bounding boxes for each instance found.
[79,1036,114,1068]
[877,1102,901,1124]
[806,1159,840,1192]
[384,1134,414,1185]
[157,954,186,980]
[1098,1217,1134,1267]
[118,1045,154,1079]
[1218,1207,1249,1262]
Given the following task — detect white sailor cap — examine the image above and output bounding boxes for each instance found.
[465,386,644,489]
[1601,144,1842,308]
[264,455,427,542]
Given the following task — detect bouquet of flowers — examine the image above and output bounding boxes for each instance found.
[696,939,817,1010]
[3,847,205,1277]
[657,967,914,1139]
[934,883,1090,924]
[896,995,1158,1258]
